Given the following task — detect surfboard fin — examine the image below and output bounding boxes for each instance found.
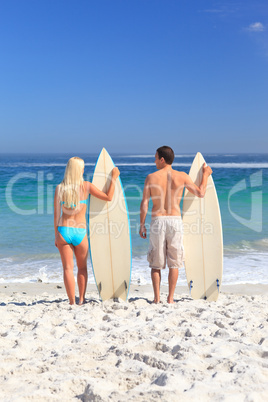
[98,282,102,293]
[124,280,127,290]
[189,280,193,294]
[216,279,220,292]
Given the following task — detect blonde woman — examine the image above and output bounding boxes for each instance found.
[54,157,120,305]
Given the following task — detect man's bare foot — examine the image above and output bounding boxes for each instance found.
[153,298,160,304]
[78,299,85,305]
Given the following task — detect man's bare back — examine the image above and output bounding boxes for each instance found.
[146,168,186,217]
[140,150,212,229]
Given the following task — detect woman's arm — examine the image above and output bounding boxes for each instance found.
[54,185,61,246]
[86,167,120,201]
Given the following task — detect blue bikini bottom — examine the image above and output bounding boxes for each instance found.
[58,226,87,246]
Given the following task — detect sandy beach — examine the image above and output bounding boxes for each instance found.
[0,283,267,401]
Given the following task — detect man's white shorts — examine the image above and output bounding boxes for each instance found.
[147,216,184,270]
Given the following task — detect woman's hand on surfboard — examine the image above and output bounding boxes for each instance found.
[112,167,120,179]
[203,163,213,176]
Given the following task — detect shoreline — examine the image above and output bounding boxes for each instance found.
[1,282,268,298]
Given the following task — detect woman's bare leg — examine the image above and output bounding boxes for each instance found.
[74,235,88,305]
[57,236,75,304]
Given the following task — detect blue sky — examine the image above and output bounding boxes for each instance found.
[0,0,267,154]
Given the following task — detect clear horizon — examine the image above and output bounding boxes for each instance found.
[1,151,268,157]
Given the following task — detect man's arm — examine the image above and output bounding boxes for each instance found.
[139,176,151,239]
[184,164,212,198]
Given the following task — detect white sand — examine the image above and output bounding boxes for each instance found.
[0,283,268,401]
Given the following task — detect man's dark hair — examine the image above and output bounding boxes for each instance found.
[156,146,175,165]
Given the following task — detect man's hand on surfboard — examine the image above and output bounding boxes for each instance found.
[203,163,213,177]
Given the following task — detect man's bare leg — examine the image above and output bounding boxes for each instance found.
[151,268,161,303]
[167,268,178,304]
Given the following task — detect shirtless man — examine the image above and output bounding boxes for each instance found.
[139,146,212,303]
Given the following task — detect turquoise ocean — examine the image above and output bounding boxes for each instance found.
[0,153,267,286]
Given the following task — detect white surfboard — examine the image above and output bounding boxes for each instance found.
[182,152,223,301]
[89,148,132,301]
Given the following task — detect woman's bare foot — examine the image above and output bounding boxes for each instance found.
[167,296,175,304]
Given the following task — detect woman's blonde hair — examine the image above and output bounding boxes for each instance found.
[59,157,85,209]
